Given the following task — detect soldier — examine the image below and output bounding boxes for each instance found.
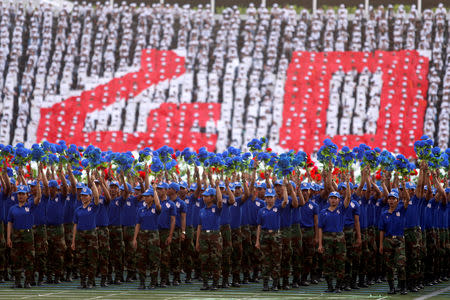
[156,182,176,287]
[196,181,223,291]
[132,183,161,290]
[218,176,233,287]
[255,180,288,291]
[290,179,306,288]
[0,169,8,283]
[71,171,100,289]
[318,176,351,293]
[378,180,410,295]
[168,182,187,286]
[43,166,68,284]
[7,180,41,288]
[180,179,197,283]
[120,182,138,283]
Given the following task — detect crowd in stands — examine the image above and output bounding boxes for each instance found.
[0,1,448,152]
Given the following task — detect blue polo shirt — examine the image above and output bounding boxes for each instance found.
[437,203,447,229]
[184,195,196,227]
[257,204,282,230]
[5,192,18,221]
[46,194,65,225]
[424,199,436,230]
[358,196,368,229]
[300,200,319,228]
[199,204,222,231]
[292,200,302,226]
[158,199,176,229]
[174,197,187,228]
[378,205,407,236]
[419,197,427,229]
[63,193,76,224]
[136,204,160,230]
[318,204,349,233]
[108,196,124,226]
[275,196,293,229]
[245,197,265,226]
[366,196,376,227]
[192,197,204,228]
[7,201,36,229]
[120,196,139,227]
[0,190,4,223]
[95,196,109,227]
[241,197,249,226]
[220,195,231,226]
[230,196,243,229]
[343,198,360,227]
[404,195,422,228]
[31,194,47,226]
[73,203,99,231]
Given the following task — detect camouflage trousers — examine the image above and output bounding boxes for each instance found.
[404,227,421,281]
[301,227,315,278]
[170,228,182,276]
[249,225,262,275]
[323,232,346,281]
[344,226,361,283]
[63,224,73,273]
[47,225,66,278]
[220,225,232,278]
[181,226,195,276]
[136,230,160,284]
[438,229,447,276]
[33,225,48,276]
[260,230,281,281]
[11,229,34,282]
[419,230,427,279]
[240,225,251,276]
[375,229,385,278]
[383,236,406,281]
[108,226,124,277]
[75,229,98,283]
[199,230,222,282]
[361,227,377,277]
[159,229,171,283]
[291,224,303,278]
[123,226,136,274]
[0,223,6,272]
[425,229,437,279]
[231,228,242,276]
[280,227,292,278]
[96,227,110,276]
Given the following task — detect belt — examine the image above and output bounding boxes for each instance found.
[32,225,45,229]
[14,228,32,232]
[47,224,62,228]
[141,229,158,233]
[262,229,279,233]
[97,226,108,229]
[203,230,219,233]
[386,235,404,239]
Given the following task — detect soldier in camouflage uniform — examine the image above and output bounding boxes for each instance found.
[133,186,161,289]
[181,181,196,283]
[378,185,410,295]
[7,183,41,288]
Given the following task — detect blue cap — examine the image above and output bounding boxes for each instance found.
[76,182,85,189]
[290,181,296,190]
[157,182,169,189]
[300,182,310,190]
[328,191,341,199]
[388,192,399,199]
[362,184,367,191]
[337,183,347,190]
[391,188,399,194]
[229,183,235,191]
[48,180,59,188]
[142,188,154,196]
[10,178,16,185]
[398,184,403,189]
[17,185,29,194]
[169,182,180,191]
[432,188,437,195]
[319,184,324,190]
[202,188,216,196]
[28,180,38,186]
[352,183,358,189]
[256,182,266,189]
[274,179,283,186]
[234,182,242,188]
[219,181,226,188]
[109,181,119,187]
[445,188,450,194]
[80,187,92,196]
[120,183,133,192]
[189,183,197,191]
[134,185,142,190]
[179,182,188,189]
[265,188,276,197]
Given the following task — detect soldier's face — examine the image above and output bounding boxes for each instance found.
[203,195,212,205]
[110,185,119,196]
[179,187,187,198]
[144,195,154,205]
[328,196,339,207]
[157,188,166,199]
[257,188,265,198]
[302,190,309,199]
[265,196,274,206]
[234,187,242,197]
[17,192,27,203]
[388,196,398,208]
[80,194,91,204]
[274,185,282,196]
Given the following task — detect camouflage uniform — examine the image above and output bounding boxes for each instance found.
[323,232,346,282]
[108,226,124,279]
[158,228,171,284]
[365,227,377,279]
[260,230,281,281]
[63,224,73,276]
[170,228,182,281]
[220,225,232,280]
[181,226,195,278]
[46,225,66,279]
[241,225,252,278]
[11,229,35,284]
[424,229,436,280]
[438,229,446,277]
[199,231,222,282]
[76,229,98,285]
[231,228,242,278]
[280,227,293,279]
[96,226,110,277]
[359,229,370,280]
[33,225,48,280]
[0,223,6,276]
[383,236,406,281]
[291,224,303,281]
[248,225,262,276]
[123,226,136,277]
[301,227,315,280]
[343,227,360,285]
[136,230,160,286]
[404,227,421,281]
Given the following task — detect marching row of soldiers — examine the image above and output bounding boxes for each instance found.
[1,161,449,294]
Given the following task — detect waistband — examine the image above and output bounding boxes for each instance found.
[13,228,33,233]
[201,230,220,233]
[385,235,404,239]
[261,229,280,233]
[78,229,97,234]
[97,226,109,229]
[323,232,344,237]
[32,225,46,229]
[47,224,63,228]
[141,229,159,233]
[109,225,123,229]
[404,226,420,232]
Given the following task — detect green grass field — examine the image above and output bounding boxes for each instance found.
[0,277,448,299]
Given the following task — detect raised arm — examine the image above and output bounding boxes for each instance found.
[66,164,77,195]
[58,164,68,198]
[343,175,351,208]
[281,180,289,208]
[432,170,447,205]
[40,163,50,197]
[153,181,162,211]
[91,175,100,206]
[96,170,111,204]
[225,177,235,205]
[120,171,130,200]
[193,166,202,199]
[216,179,223,209]
[34,171,42,206]
[242,176,250,203]
[287,176,299,208]
[400,178,410,209]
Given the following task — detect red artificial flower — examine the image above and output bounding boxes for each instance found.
[410,169,418,176]
[138,171,146,179]
[332,168,341,175]
[175,165,180,174]
[260,172,265,179]
[266,148,272,152]
[375,173,382,180]
[171,153,177,159]
[26,164,31,174]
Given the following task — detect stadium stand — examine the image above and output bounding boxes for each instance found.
[0,1,448,154]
